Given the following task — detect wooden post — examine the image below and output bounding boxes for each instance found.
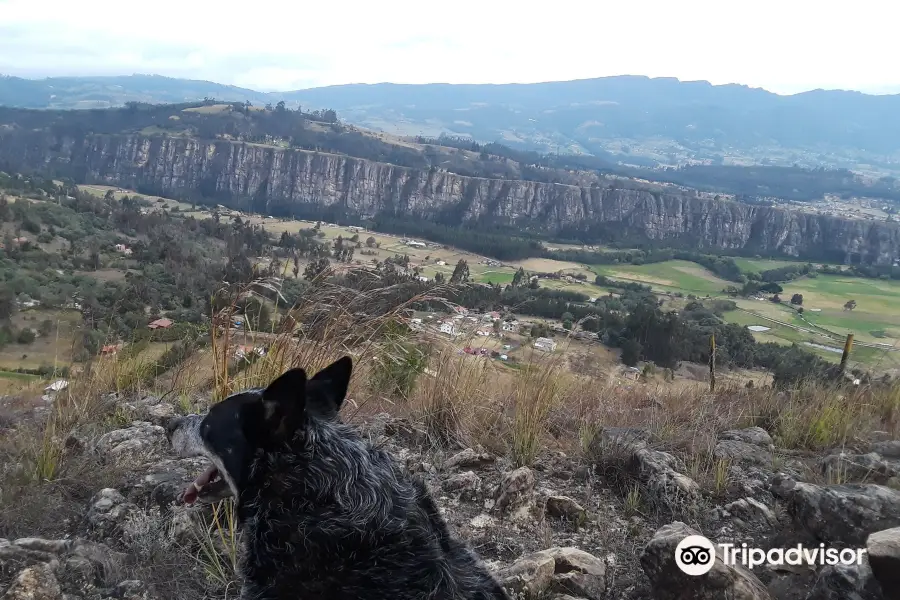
[839,333,854,374]
[709,333,716,392]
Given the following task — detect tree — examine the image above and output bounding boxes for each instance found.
[449,259,470,284]
[0,289,14,321]
[16,328,36,344]
[621,339,642,367]
[433,272,445,285]
[790,293,804,305]
[366,236,377,248]
[771,294,782,303]
[304,257,331,281]
[38,319,54,336]
[844,299,857,311]
[511,267,526,287]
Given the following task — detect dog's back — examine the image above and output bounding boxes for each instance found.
[238,417,508,600]
[239,418,508,600]
[168,358,509,600]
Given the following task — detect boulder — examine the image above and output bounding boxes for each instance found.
[723,497,778,529]
[495,467,536,517]
[771,474,900,545]
[497,547,605,600]
[2,563,62,600]
[496,550,556,598]
[545,496,587,526]
[806,561,883,600]
[87,489,140,539]
[442,471,482,500]
[715,427,775,467]
[867,526,900,599]
[822,451,900,485]
[444,448,496,470]
[630,447,699,502]
[94,423,166,469]
[640,522,770,600]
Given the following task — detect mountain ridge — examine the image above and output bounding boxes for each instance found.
[1,128,898,265]
[3,74,900,175]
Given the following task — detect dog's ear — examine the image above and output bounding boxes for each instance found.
[305,356,353,419]
[259,367,308,439]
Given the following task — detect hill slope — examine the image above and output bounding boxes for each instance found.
[0,101,898,265]
[3,74,900,174]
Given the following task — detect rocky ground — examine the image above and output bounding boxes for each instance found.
[2,392,900,599]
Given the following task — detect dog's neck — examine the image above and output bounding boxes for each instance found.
[241,419,410,537]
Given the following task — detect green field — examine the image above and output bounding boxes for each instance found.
[591,260,731,295]
[732,257,804,272]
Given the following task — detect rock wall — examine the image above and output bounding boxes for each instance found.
[2,131,898,264]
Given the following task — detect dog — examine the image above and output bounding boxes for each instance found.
[165,356,510,600]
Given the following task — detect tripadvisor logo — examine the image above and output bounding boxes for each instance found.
[675,535,716,576]
[675,535,867,576]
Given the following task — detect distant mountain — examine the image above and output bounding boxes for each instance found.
[0,74,272,109]
[3,74,900,174]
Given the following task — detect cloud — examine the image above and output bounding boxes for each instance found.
[0,0,896,94]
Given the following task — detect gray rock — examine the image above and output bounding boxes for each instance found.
[2,563,62,600]
[496,551,556,598]
[444,448,496,470]
[545,496,587,526]
[495,467,536,516]
[867,526,900,599]
[442,471,482,500]
[724,497,778,529]
[94,423,166,468]
[715,440,774,467]
[87,489,140,539]
[771,474,900,545]
[497,547,605,600]
[872,441,900,459]
[719,427,774,450]
[822,451,900,485]
[630,447,699,502]
[807,561,882,600]
[640,521,771,600]
[542,547,606,600]
[715,427,775,467]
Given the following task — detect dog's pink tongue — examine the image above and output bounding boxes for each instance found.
[182,465,218,505]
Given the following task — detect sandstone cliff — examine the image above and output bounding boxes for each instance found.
[1,132,898,264]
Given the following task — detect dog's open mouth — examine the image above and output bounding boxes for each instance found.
[182,465,224,505]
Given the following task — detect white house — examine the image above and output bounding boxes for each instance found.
[45,379,69,393]
[406,240,427,248]
[502,320,520,332]
[439,322,458,336]
[533,337,557,352]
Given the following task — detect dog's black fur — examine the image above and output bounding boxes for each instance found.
[166,357,510,600]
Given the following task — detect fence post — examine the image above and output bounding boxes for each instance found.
[839,333,854,375]
[709,333,716,392]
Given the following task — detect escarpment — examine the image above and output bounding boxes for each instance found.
[1,131,898,264]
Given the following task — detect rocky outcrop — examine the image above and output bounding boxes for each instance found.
[770,474,900,545]
[640,522,771,600]
[1,131,898,263]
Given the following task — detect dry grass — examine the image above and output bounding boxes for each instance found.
[3,264,900,595]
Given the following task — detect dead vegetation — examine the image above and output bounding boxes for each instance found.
[2,270,899,596]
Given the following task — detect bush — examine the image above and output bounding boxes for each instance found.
[16,328,36,344]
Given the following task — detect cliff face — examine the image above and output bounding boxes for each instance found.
[2,132,899,264]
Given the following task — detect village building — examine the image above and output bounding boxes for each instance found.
[533,337,557,352]
[148,318,173,330]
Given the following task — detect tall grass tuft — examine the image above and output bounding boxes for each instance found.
[509,352,567,467]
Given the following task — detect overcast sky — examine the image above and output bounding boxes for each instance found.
[1,0,897,94]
